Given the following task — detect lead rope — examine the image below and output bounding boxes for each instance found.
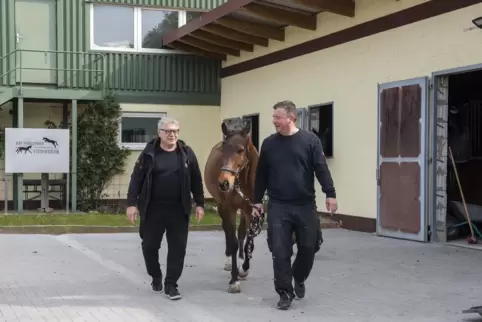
[234,180,265,260]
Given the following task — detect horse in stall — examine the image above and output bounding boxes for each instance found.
[204,120,263,293]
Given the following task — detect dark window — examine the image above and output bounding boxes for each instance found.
[309,104,334,157]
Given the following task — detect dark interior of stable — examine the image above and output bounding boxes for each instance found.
[446,69,482,241]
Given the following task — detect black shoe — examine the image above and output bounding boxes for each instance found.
[151,277,163,293]
[294,281,305,299]
[165,285,182,300]
[277,292,294,310]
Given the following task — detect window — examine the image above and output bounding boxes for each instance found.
[119,112,167,149]
[309,103,334,158]
[90,4,206,53]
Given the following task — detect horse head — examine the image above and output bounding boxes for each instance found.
[218,120,252,192]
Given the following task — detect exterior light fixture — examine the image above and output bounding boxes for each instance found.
[472,17,482,29]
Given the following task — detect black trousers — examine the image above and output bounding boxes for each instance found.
[139,204,189,288]
[267,201,318,296]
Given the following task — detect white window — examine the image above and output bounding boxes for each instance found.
[90,4,205,53]
[119,112,167,150]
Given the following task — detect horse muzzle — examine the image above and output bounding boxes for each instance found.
[219,180,231,192]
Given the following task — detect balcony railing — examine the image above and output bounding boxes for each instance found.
[0,49,105,95]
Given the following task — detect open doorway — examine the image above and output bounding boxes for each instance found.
[442,69,482,247]
[242,114,259,151]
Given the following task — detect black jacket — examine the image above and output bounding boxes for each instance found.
[126,138,204,218]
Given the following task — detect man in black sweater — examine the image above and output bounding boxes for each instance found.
[252,101,338,310]
[126,117,205,300]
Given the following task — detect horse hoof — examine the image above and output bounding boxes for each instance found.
[228,281,241,293]
[238,267,249,279]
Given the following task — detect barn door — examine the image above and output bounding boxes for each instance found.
[377,77,429,242]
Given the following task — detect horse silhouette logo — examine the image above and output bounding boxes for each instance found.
[43,137,58,148]
[16,145,32,154]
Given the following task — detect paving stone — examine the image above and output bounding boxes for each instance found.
[0,229,481,321]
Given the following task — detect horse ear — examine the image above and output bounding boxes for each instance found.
[221,122,229,136]
[312,127,319,136]
[242,121,251,136]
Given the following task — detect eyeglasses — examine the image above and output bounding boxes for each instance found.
[160,129,180,135]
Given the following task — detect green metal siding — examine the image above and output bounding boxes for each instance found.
[57,0,222,95]
[89,0,227,10]
[1,0,223,97]
[0,0,15,86]
[104,54,220,93]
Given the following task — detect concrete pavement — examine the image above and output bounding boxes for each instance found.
[0,229,481,322]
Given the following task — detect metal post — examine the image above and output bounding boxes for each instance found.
[3,176,7,214]
[17,97,23,214]
[40,173,49,210]
[66,173,70,214]
[71,99,77,213]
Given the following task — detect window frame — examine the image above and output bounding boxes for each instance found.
[118,112,167,150]
[307,102,334,158]
[89,3,206,54]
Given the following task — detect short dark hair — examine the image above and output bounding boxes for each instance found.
[273,100,297,119]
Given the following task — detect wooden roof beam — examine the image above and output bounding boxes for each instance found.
[178,35,241,57]
[242,2,317,30]
[191,30,254,52]
[202,24,269,47]
[167,41,226,60]
[291,0,355,17]
[217,16,285,41]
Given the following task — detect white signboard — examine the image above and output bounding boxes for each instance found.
[5,128,70,174]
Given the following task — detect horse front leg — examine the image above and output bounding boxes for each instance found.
[238,213,251,280]
[222,209,241,293]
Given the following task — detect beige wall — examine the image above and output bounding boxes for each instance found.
[220,1,482,219]
[1,102,221,204]
[105,103,221,201]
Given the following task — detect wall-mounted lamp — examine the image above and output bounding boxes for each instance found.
[472,17,482,29]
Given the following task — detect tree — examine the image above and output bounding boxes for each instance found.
[142,11,203,49]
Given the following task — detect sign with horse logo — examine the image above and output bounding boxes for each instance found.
[4,128,70,174]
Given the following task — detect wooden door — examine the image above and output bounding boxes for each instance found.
[377,77,429,242]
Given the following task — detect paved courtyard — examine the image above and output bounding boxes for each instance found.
[0,229,482,322]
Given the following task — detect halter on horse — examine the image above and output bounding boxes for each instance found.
[203,119,264,294]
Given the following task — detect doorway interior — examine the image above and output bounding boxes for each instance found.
[434,68,482,248]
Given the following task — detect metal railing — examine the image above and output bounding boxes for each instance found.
[0,49,106,95]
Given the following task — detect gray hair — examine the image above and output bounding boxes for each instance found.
[157,116,179,130]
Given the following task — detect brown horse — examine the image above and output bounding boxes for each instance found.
[204,120,260,293]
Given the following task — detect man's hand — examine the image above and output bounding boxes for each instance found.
[126,206,138,224]
[252,203,264,217]
[195,206,204,223]
[326,198,338,215]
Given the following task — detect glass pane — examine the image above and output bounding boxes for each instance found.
[295,110,303,128]
[309,108,319,132]
[93,5,134,49]
[121,117,159,143]
[142,9,179,50]
[186,11,204,24]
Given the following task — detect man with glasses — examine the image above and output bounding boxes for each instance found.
[126,117,205,300]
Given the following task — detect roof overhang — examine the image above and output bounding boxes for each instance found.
[162,0,356,61]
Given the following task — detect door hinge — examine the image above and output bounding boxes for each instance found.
[376,168,381,186]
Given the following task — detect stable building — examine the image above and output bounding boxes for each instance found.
[163,0,482,245]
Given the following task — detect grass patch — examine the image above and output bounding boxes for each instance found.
[0,211,223,227]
